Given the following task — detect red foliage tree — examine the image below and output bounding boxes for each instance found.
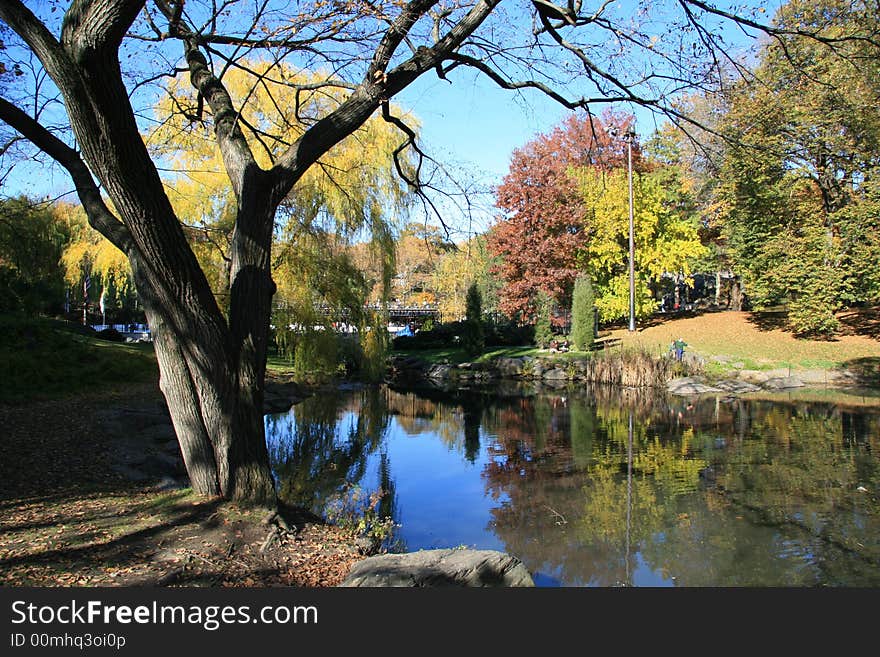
[488,111,641,321]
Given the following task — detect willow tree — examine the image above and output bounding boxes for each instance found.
[1,0,871,506]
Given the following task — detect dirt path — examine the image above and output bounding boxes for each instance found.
[0,383,362,587]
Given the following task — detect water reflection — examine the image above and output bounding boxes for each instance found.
[265,382,880,586]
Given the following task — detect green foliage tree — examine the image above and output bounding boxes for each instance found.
[0,197,69,315]
[711,0,880,335]
[461,282,485,357]
[432,235,500,322]
[835,180,880,304]
[534,290,553,349]
[571,273,595,351]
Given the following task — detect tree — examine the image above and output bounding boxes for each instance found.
[431,234,499,322]
[55,201,136,321]
[2,1,874,505]
[574,168,706,322]
[0,196,69,314]
[704,0,880,334]
[461,281,484,356]
[147,61,414,315]
[390,223,453,306]
[489,111,638,321]
[570,273,594,351]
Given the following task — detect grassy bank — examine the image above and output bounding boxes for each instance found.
[0,313,158,404]
[607,309,879,378]
[391,307,878,386]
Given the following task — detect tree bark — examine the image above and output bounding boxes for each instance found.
[730,277,744,311]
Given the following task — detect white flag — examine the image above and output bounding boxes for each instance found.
[99,288,106,315]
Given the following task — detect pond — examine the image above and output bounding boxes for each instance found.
[265,380,880,587]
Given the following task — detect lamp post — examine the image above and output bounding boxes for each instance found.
[624,126,636,333]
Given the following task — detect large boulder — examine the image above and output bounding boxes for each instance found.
[495,357,525,377]
[667,377,723,395]
[340,549,535,587]
[542,368,569,381]
[426,364,453,380]
[713,379,762,394]
[762,376,805,390]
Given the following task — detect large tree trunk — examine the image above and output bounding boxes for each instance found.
[730,277,745,311]
[54,35,280,505]
[129,247,277,505]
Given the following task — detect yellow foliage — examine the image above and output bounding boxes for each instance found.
[147,60,415,236]
[55,202,130,288]
[574,168,707,321]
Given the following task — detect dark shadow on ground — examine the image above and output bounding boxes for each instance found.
[0,496,223,571]
[745,309,791,333]
[838,305,880,340]
[836,357,880,387]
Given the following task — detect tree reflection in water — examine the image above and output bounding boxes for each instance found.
[265,381,880,586]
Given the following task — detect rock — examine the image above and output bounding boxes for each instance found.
[495,357,525,376]
[263,381,310,414]
[263,396,293,414]
[762,376,805,390]
[426,364,453,380]
[667,377,723,395]
[340,549,535,587]
[737,370,772,383]
[713,379,762,394]
[543,368,569,380]
[795,369,835,384]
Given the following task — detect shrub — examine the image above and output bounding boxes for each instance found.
[534,290,553,348]
[484,319,534,346]
[291,328,339,380]
[391,320,467,350]
[788,295,840,338]
[571,274,596,350]
[460,283,485,357]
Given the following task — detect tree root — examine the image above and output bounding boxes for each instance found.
[260,507,302,553]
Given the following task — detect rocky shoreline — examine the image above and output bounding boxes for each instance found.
[389,352,869,397]
[666,367,862,394]
[390,351,680,389]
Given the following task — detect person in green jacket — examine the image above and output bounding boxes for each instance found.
[672,337,687,361]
